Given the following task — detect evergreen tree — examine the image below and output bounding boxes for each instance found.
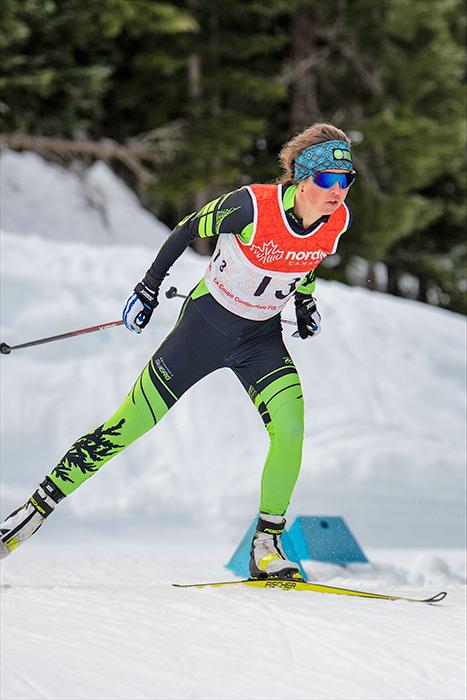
[279,0,465,312]
[1,0,464,311]
[146,0,294,223]
[0,0,197,136]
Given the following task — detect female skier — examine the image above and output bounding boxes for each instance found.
[0,123,355,580]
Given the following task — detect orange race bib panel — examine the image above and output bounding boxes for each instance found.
[204,184,350,320]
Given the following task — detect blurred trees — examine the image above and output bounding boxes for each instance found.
[0,0,465,312]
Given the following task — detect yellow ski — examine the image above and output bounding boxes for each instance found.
[173,579,447,603]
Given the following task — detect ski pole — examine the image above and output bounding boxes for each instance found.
[0,320,124,355]
[165,286,297,326]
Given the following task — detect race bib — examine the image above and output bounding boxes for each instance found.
[204,235,304,320]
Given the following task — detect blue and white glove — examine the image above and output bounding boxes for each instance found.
[122,281,158,333]
[293,292,321,339]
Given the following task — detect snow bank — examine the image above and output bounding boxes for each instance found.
[308,548,466,587]
[0,150,170,247]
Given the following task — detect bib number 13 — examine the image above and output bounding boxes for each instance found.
[254,276,301,300]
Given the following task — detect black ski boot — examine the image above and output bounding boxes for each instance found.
[0,478,65,559]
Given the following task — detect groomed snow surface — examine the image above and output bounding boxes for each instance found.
[1,152,466,699]
[2,543,466,700]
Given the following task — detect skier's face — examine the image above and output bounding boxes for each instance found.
[301,169,352,216]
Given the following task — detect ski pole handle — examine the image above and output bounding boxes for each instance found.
[0,320,124,355]
[165,286,296,326]
[165,286,187,300]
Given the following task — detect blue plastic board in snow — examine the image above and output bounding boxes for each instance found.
[226,517,308,581]
[288,516,368,564]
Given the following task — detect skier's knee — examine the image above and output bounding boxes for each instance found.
[271,401,304,444]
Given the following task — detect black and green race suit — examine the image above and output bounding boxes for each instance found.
[47,185,331,516]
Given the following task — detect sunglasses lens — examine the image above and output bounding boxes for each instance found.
[314,172,355,189]
[313,172,335,188]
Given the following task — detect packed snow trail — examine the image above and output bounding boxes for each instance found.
[1,544,465,700]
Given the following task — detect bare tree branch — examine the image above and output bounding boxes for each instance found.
[277,16,382,97]
[278,47,331,87]
[0,123,186,184]
[314,27,383,95]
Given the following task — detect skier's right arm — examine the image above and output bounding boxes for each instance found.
[122,188,254,333]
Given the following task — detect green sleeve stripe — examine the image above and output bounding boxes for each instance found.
[213,192,233,235]
[197,200,213,237]
[199,200,213,216]
[200,190,244,238]
[177,212,196,227]
[198,206,208,237]
[219,192,231,205]
[204,210,214,238]
[199,213,207,238]
[199,198,220,238]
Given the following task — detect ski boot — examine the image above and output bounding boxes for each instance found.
[249,513,302,580]
[0,477,65,559]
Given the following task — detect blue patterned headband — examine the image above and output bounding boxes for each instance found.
[294,140,353,182]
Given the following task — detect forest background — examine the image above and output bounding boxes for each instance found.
[0,0,465,312]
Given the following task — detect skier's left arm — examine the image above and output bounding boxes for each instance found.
[122,189,252,333]
[141,187,253,293]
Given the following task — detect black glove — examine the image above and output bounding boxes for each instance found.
[122,279,159,334]
[294,292,322,339]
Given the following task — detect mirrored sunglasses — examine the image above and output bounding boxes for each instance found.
[312,171,356,189]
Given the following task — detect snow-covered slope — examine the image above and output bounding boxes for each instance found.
[0,150,170,246]
[1,151,465,700]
